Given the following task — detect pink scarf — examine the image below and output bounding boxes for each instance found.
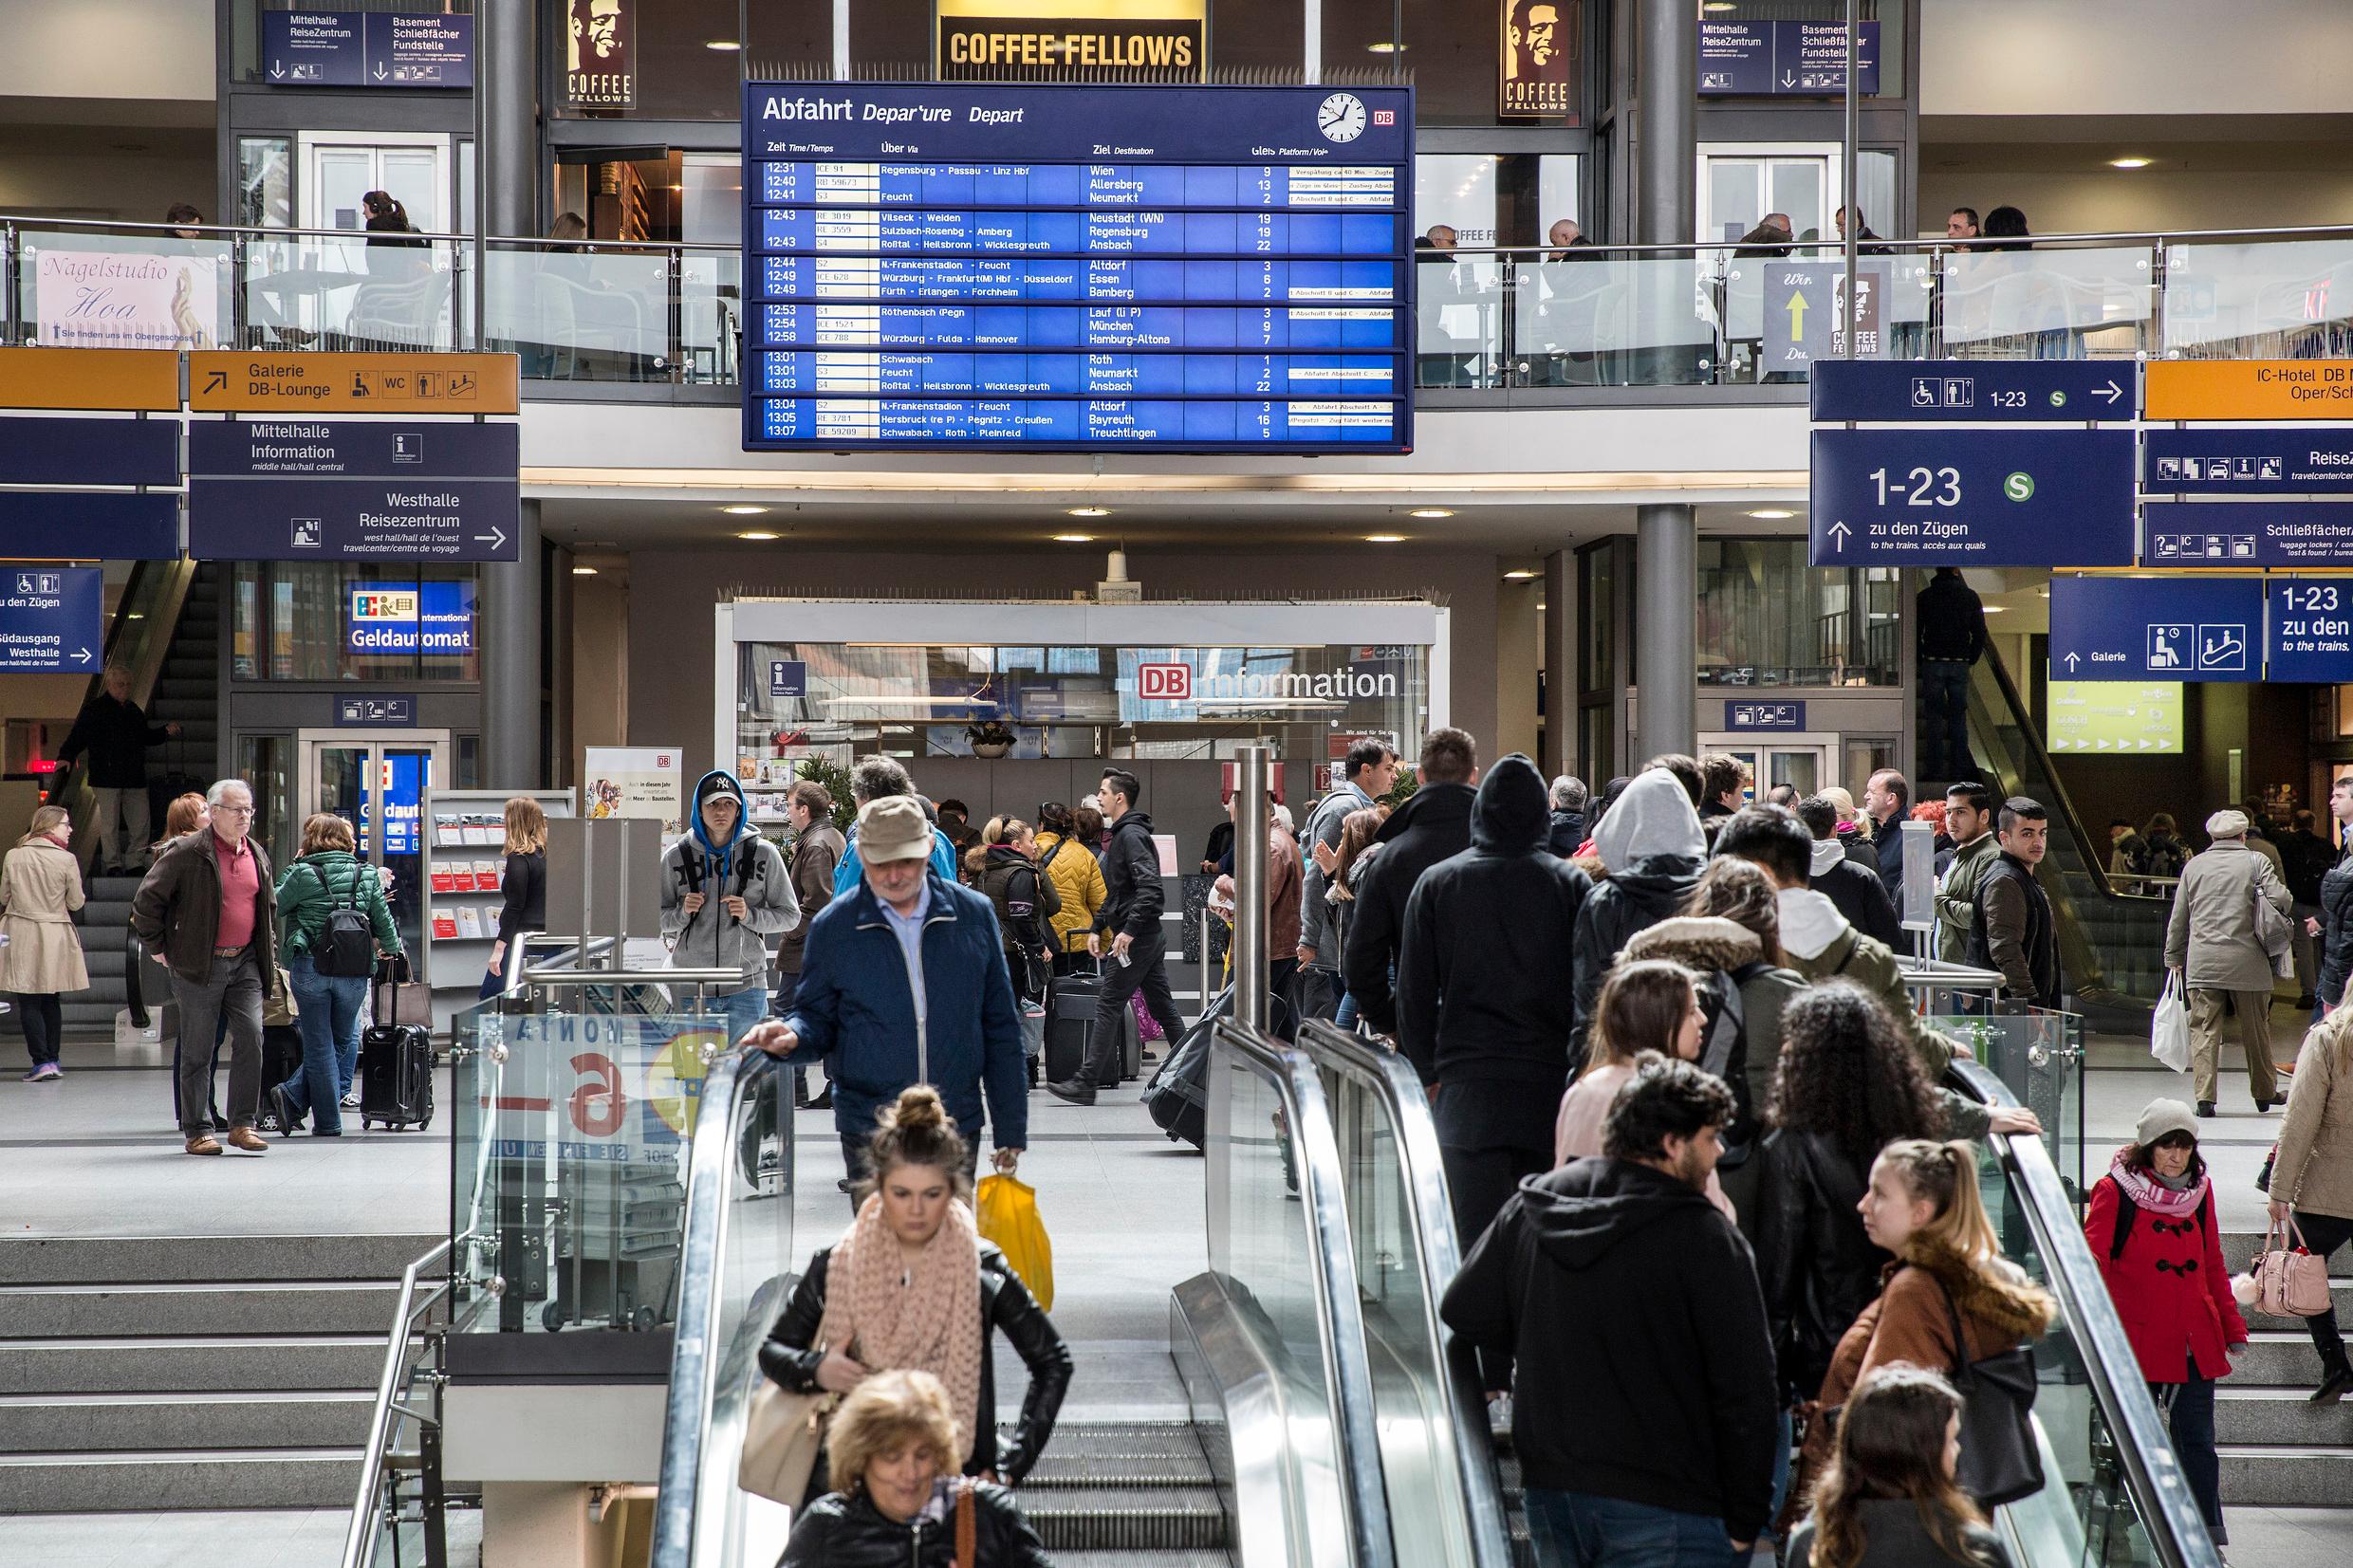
[2108,1150,2208,1220]
[815,1192,986,1462]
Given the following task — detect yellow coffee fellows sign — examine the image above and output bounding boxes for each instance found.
[938,0,1205,80]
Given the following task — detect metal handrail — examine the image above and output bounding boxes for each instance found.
[1295,1019,1512,1568]
[1946,1060,2223,1568]
[1214,1018,1397,1568]
[342,1234,460,1568]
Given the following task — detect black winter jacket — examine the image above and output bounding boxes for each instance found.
[2319,856,2353,1007]
[1340,781,1477,1035]
[1547,808,1586,858]
[1569,854,1704,1065]
[1816,855,1903,950]
[1871,816,1907,899]
[56,693,169,789]
[781,1480,1049,1568]
[1752,1129,1891,1399]
[1441,1157,1780,1543]
[759,1241,1072,1486]
[1395,756,1591,1091]
[1092,810,1164,943]
[2281,830,2335,906]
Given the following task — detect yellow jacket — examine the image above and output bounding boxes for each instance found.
[1033,831,1107,953]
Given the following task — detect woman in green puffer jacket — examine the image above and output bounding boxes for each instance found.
[267,813,402,1137]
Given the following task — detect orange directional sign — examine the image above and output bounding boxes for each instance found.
[0,347,179,411]
[2143,360,2353,421]
[188,352,520,415]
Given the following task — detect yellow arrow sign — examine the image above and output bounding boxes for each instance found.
[1787,291,1809,339]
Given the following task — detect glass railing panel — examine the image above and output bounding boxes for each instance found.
[1513,254,1715,387]
[2161,237,2353,360]
[1925,1005,2087,1200]
[242,231,462,351]
[678,249,742,386]
[11,228,238,350]
[1941,245,2155,361]
[1417,254,1510,388]
[484,241,673,380]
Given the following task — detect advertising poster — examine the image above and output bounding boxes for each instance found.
[937,0,1206,81]
[565,0,633,109]
[584,746,684,838]
[347,581,476,655]
[35,250,225,350]
[1500,0,1576,118]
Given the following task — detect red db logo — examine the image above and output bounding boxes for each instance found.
[1139,662,1193,700]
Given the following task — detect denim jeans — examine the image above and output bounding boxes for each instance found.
[282,952,368,1134]
[1334,989,1360,1031]
[715,986,769,1044]
[1524,1490,1743,1568]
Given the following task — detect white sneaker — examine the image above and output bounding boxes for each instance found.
[340,1092,361,1109]
[1487,1393,1512,1439]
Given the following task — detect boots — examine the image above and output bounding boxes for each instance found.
[2312,1347,2353,1405]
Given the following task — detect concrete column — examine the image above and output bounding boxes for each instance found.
[1635,0,1695,245]
[481,0,537,236]
[1542,548,1577,779]
[1635,504,1696,763]
[484,501,544,787]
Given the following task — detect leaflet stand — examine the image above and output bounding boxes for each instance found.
[420,787,574,1022]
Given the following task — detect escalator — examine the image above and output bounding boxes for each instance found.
[1964,640,2175,1029]
[1289,1016,2227,1568]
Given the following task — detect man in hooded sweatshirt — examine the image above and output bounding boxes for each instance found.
[1793,794,1902,949]
[1396,755,1592,1403]
[1569,766,1707,1067]
[660,771,799,1042]
[1442,1056,1779,1566]
[1343,727,1480,1041]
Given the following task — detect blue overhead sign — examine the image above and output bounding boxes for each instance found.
[262,10,472,88]
[2145,428,2353,495]
[1697,20,1879,96]
[0,491,178,560]
[2143,502,2353,568]
[0,566,102,673]
[190,419,517,480]
[1808,428,2138,566]
[189,477,518,561]
[1726,700,1806,732]
[0,416,179,486]
[2050,576,2265,684]
[2268,578,2353,682]
[1810,360,2136,424]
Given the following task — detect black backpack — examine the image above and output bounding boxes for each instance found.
[2107,1185,2207,1261]
[310,862,375,977]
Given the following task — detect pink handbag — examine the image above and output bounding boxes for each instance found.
[2254,1215,2335,1318]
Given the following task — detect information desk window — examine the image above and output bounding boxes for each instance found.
[732,638,1429,802]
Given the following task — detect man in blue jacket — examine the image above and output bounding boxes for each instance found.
[749,795,1026,1198]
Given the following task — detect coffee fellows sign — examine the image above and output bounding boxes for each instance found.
[1500,0,1576,119]
[565,0,633,111]
[937,0,1207,82]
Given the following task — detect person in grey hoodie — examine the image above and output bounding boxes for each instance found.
[661,770,799,1044]
[1570,767,1707,1068]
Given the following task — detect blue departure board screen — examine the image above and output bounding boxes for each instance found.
[740,83,1414,453]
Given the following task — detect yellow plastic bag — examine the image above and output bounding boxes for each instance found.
[973,1173,1054,1311]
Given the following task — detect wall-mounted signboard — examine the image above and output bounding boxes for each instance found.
[1809,428,2137,567]
[1500,0,1578,119]
[260,9,472,88]
[936,0,1206,82]
[1697,20,1878,96]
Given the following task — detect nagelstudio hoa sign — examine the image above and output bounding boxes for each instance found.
[936,0,1206,81]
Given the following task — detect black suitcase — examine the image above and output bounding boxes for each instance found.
[360,969,435,1131]
[1144,988,1225,1149]
[1045,962,1140,1084]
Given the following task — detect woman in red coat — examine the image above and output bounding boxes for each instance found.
[2085,1098,2246,1547]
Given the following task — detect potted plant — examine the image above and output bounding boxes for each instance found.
[966,717,1017,759]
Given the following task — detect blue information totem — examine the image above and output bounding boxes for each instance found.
[1808,428,2138,567]
[2049,576,2266,684]
[740,83,1413,455]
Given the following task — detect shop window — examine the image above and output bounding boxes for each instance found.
[1695,541,1898,687]
[230,563,484,684]
[237,138,293,230]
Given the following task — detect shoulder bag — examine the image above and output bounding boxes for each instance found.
[1936,1276,2046,1506]
[737,1379,838,1504]
[2253,873,2296,975]
[2253,1213,2334,1318]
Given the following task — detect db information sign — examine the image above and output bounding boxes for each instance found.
[1138,662,1193,700]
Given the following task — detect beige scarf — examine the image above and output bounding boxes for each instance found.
[816,1192,987,1462]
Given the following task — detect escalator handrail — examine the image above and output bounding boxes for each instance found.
[1977,640,2133,906]
[1214,1019,1399,1568]
[650,1044,785,1568]
[1946,1058,2224,1568]
[1294,1019,1515,1568]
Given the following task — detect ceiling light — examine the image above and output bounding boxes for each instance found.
[1503,569,1539,580]
[722,504,769,515]
[1408,507,1453,520]
[1703,1,1738,10]
[1365,533,1408,544]
[572,565,598,576]
[2109,157,2152,170]
[1982,605,2008,614]
[706,39,741,50]
[1365,41,1404,54]
[1747,507,1797,520]
[736,530,781,542]
[1052,533,1095,544]
[1066,506,1110,518]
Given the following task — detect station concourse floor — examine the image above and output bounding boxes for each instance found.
[4,1024,2350,1566]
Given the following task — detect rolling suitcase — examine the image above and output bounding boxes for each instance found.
[360,963,435,1132]
[1045,960,1140,1084]
[1144,987,1227,1150]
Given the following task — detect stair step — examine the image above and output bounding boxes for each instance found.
[0,1390,375,1453]
[2214,1332,2350,1384]
[1049,1554,1234,1568]
[1017,1486,1227,1552]
[0,1335,387,1394]
[0,1281,403,1338]
[0,1232,441,1285]
[2214,1387,2353,1446]
[2218,1445,2353,1506]
[0,1448,361,1512]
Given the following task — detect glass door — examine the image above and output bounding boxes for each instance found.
[1698,148,1839,246]
[300,730,452,968]
[1698,735,1840,805]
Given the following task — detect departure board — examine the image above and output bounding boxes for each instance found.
[740,83,1414,453]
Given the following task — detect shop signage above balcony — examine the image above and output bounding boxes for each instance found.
[0,566,102,673]
[936,0,1206,83]
[261,10,472,89]
[1697,20,1878,97]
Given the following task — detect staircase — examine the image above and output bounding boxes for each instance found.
[1012,1420,1229,1565]
[0,1231,435,1513]
[2218,1229,2353,1508]
[65,564,219,1036]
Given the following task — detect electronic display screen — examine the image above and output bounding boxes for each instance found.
[740,83,1414,453]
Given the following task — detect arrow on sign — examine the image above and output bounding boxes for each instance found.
[203,370,228,394]
[2095,379,2123,404]
[373,62,388,81]
[474,525,508,551]
[1781,72,1796,88]
[2065,652,2081,671]
[1825,520,1850,552]
[1787,292,1809,339]
[71,646,91,665]
[269,60,285,80]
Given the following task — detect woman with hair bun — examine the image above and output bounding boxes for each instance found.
[760,1085,1071,1503]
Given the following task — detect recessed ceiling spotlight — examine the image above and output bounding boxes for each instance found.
[722,505,769,515]
[1066,506,1111,518]
[1365,533,1408,544]
[1748,507,1797,520]
[1503,569,1539,580]
[706,40,742,50]
[1365,41,1405,54]
[736,530,781,542]
[1409,507,1454,519]
[572,565,599,576]
[2109,157,2152,170]
[1052,533,1096,544]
